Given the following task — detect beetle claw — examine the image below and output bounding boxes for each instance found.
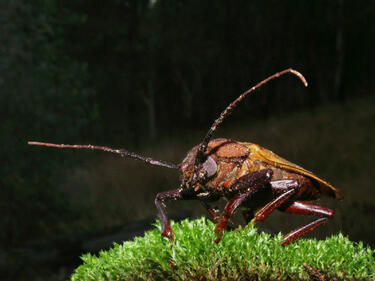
[161,231,174,241]
[214,219,227,243]
[161,225,174,241]
[215,228,223,243]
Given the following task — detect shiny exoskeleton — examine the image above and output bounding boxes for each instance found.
[160,138,343,245]
[28,68,343,246]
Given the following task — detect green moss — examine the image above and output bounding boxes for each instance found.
[70,218,375,280]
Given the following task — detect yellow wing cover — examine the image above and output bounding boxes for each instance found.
[242,142,344,199]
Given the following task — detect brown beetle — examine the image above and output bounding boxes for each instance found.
[28,68,343,246]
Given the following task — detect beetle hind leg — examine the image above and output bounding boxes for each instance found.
[252,179,300,225]
[280,201,335,246]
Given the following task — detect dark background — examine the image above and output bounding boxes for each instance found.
[1,1,374,280]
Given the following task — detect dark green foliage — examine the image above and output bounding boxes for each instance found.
[71,218,375,281]
[0,0,96,254]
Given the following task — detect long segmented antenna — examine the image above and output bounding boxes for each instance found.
[194,68,308,169]
[28,141,178,169]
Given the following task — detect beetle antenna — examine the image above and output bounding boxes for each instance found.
[28,141,178,169]
[195,68,307,166]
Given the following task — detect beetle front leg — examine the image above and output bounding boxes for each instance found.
[155,188,196,240]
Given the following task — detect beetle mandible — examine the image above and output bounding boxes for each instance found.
[28,68,343,246]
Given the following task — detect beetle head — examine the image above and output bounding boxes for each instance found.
[179,145,217,190]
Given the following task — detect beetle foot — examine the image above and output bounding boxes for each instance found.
[214,216,229,243]
[168,258,175,271]
[214,223,225,243]
[214,219,228,234]
[161,224,174,241]
[215,229,223,243]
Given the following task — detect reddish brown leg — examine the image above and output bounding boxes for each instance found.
[214,169,273,242]
[215,192,250,243]
[201,199,240,231]
[253,179,299,225]
[155,188,197,240]
[280,201,335,246]
[200,200,220,223]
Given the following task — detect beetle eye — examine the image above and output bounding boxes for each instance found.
[201,156,217,178]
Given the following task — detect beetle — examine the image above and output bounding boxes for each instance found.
[28,68,343,246]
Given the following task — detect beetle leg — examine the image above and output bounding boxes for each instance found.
[242,209,254,224]
[214,169,273,242]
[199,194,240,230]
[199,199,237,230]
[253,179,299,225]
[215,193,250,242]
[200,200,220,223]
[155,188,196,240]
[197,191,221,222]
[280,201,335,246]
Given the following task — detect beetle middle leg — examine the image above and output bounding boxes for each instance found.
[200,198,240,231]
[197,191,221,223]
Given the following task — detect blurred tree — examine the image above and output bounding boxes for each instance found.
[0,0,96,256]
